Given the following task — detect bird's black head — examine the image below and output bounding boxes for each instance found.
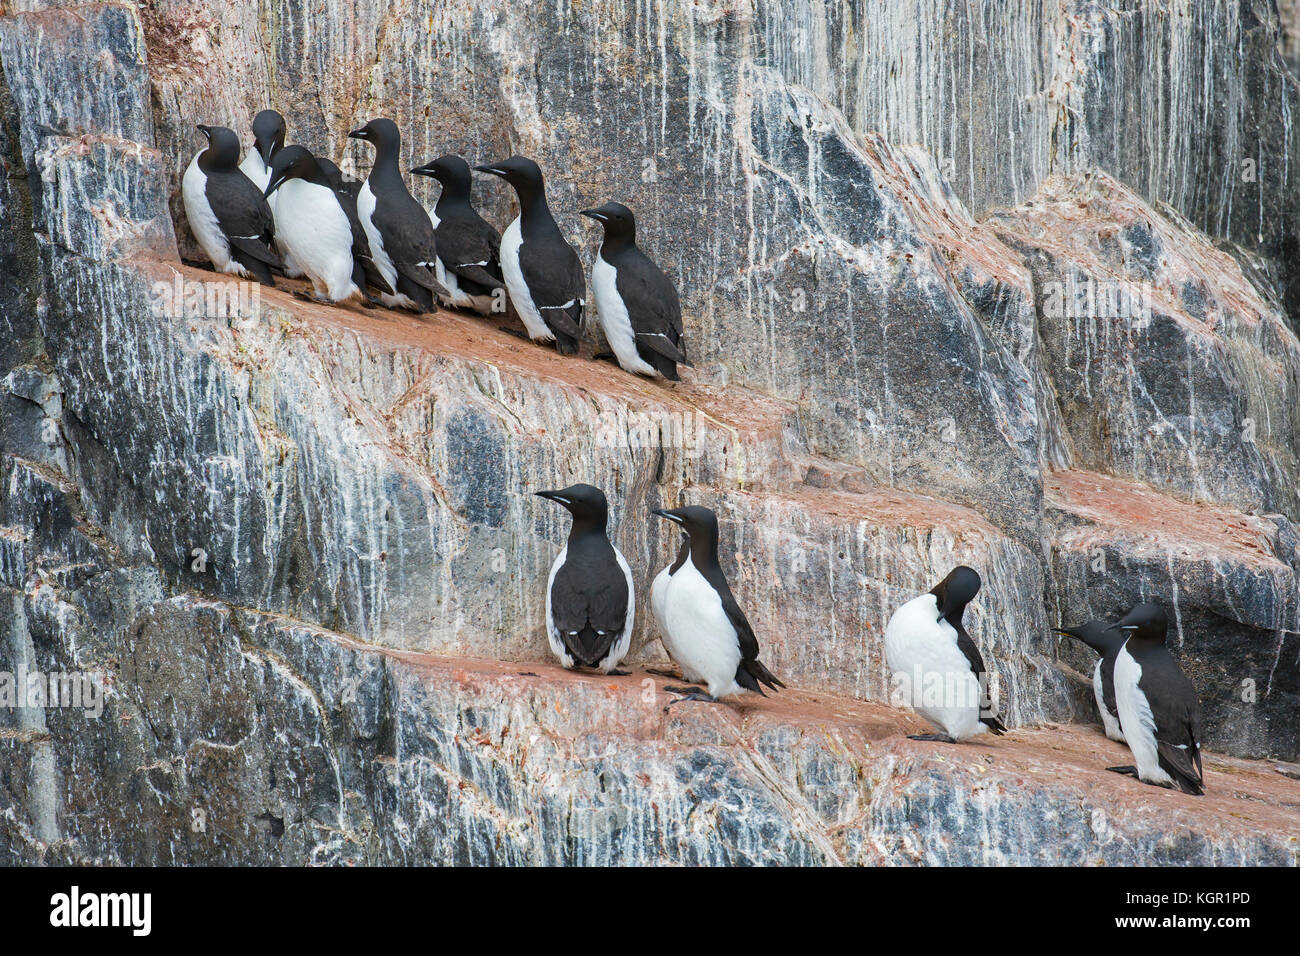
[196,124,241,169]
[651,505,719,550]
[1107,602,1168,646]
[348,117,401,151]
[251,109,286,165]
[263,144,322,198]
[474,155,544,201]
[930,565,981,624]
[1053,619,1124,655]
[581,201,636,245]
[536,484,609,531]
[411,154,473,194]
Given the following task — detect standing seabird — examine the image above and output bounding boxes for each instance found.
[581,202,690,380]
[411,154,504,315]
[182,124,282,286]
[263,146,360,304]
[535,484,634,674]
[883,565,1008,742]
[1054,618,1126,742]
[316,157,395,302]
[1107,603,1204,795]
[348,118,448,311]
[475,156,584,354]
[650,506,784,701]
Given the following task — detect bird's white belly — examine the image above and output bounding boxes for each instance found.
[883,593,984,739]
[500,217,551,340]
[1114,647,1171,784]
[592,256,657,376]
[239,152,270,192]
[274,179,358,301]
[544,546,573,668]
[182,155,240,275]
[661,561,741,697]
[1094,661,1125,743]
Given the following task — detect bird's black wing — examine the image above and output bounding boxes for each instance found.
[1151,660,1205,795]
[550,547,629,668]
[1099,651,1120,719]
[618,252,688,363]
[703,567,784,694]
[437,211,504,292]
[209,171,281,267]
[955,623,1006,734]
[375,191,448,297]
[519,236,584,340]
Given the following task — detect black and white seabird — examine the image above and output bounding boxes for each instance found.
[883,565,1008,742]
[1054,618,1126,742]
[1107,603,1204,795]
[411,154,504,315]
[238,109,285,192]
[475,156,584,354]
[315,157,395,302]
[182,124,282,286]
[580,202,689,380]
[650,506,784,701]
[535,484,634,674]
[263,146,360,304]
[348,118,448,311]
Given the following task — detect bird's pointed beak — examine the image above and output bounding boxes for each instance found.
[409,165,431,176]
[474,164,508,178]
[579,208,607,222]
[196,124,211,139]
[263,174,285,199]
[535,490,570,505]
[651,508,684,525]
[347,128,366,140]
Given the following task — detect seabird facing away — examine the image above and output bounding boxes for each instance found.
[536,484,635,675]
[883,565,1008,742]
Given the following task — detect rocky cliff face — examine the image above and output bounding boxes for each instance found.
[1,1,1297,865]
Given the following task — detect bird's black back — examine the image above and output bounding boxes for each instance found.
[550,532,629,668]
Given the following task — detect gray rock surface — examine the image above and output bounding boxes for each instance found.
[0,1,1296,864]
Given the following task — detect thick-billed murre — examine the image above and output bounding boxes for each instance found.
[1055,618,1126,742]
[581,201,689,380]
[883,565,1008,742]
[650,506,784,701]
[182,124,282,286]
[536,484,634,674]
[411,154,504,315]
[475,156,584,353]
[1107,602,1204,795]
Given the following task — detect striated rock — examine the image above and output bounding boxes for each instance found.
[991,171,1300,520]
[0,1,1297,865]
